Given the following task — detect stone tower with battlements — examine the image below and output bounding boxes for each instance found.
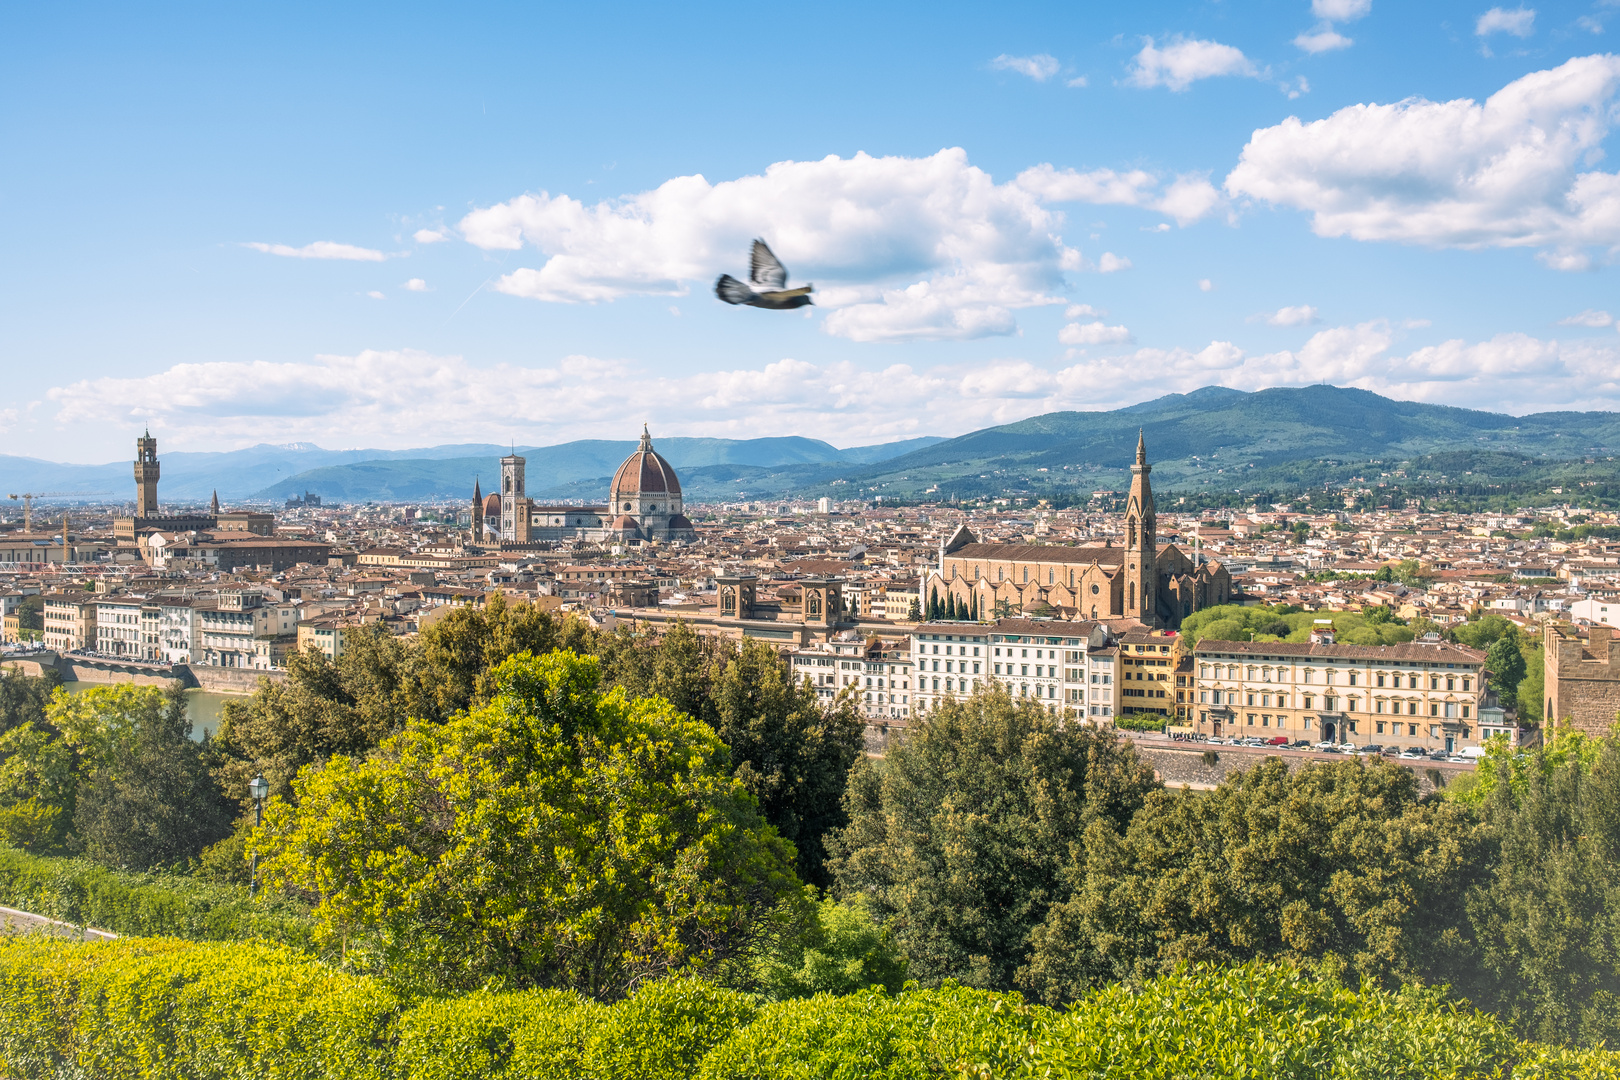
[134,431,160,516]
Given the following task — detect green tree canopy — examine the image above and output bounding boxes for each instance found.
[828,686,1156,993]
[251,649,804,998]
[48,684,231,870]
[1486,635,1527,702]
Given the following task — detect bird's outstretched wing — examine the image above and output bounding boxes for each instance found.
[749,240,788,289]
[715,274,756,305]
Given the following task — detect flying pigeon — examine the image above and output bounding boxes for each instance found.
[715,240,814,309]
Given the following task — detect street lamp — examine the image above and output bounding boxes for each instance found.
[248,774,268,896]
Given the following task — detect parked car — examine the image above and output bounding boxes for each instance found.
[1359,744,1384,756]
[1399,747,1426,758]
[1290,740,1313,749]
[1266,736,1289,746]
[1382,745,1402,756]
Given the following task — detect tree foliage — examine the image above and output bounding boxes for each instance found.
[828,685,1157,993]
[251,649,804,998]
[48,685,231,870]
[1021,757,1486,1004]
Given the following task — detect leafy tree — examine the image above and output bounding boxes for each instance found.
[1486,635,1527,702]
[0,668,59,736]
[828,685,1156,993]
[0,724,76,852]
[211,622,435,807]
[752,893,908,1000]
[49,684,232,870]
[1451,614,1519,651]
[15,595,43,634]
[1020,757,1486,1005]
[1364,605,1392,626]
[709,639,864,889]
[1466,736,1620,1046]
[251,650,804,998]
[415,593,581,715]
[906,598,921,621]
[1518,642,1545,723]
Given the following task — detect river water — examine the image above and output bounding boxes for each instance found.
[59,683,239,741]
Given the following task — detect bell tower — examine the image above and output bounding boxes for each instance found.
[471,477,484,542]
[134,430,160,517]
[500,452,525,541]
[1124,430,1157,628]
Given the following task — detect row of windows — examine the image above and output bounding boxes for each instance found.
[1201,663,1472,691]
[1204,688,1472,718]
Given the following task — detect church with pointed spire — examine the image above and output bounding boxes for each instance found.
[466,425,696,547]
[924,433,1229,629]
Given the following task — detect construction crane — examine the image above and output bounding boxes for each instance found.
[7,492,111,532]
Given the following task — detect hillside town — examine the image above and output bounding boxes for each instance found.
[5,430,1619,757]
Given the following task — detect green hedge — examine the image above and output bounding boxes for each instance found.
[4,937,1617,1079]
[0,843,315,947]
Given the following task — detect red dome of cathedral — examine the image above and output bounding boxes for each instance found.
[611,426,681,496]
[482,493,502,519]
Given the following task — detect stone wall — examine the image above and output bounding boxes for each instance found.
[178,664,286,694]
[1136,742,1473,797]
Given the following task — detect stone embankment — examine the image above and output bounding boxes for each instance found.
[1126,734,1474,796]
[1,650,284,693]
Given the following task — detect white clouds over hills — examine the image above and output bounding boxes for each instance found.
[460,149,1220,344]
[46,322,1620,451]
[1226,54,1620,267]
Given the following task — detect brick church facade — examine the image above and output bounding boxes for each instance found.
[923,434,1231,629]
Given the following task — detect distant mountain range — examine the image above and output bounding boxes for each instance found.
[5,386,1618,508]
[0,435,946,506]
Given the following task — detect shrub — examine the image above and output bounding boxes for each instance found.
[0,842,315,946]
[396,987,600,1080]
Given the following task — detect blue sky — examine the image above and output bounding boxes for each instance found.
[5,0,1620,461]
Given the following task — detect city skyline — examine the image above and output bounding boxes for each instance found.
[6,1,1620,460]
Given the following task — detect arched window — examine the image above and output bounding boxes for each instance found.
[1128,582,1136,609]
[1023,567,1029,583]
[1128,521,1137,547]
[1048,569,1054,584]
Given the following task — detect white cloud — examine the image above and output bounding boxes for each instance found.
[1537,249,1594,271]
[1558,308,1614,326]
[1476,7,1536,37]
[1097,252,1133,272]
[1066,76,1089,88]
[1065,303,1107,317]
[1264,304,1321,325]
[1014,164,1224,226]
[1126,37,1260,91]
[45,326,1620,452]
[403,278,429,291]
[413,229,449,244]
[1578,15,1603,35]
[1059,320,1133,345]
[1199,278,1214,291]
[366,291,386,300]
[1225,55,1620,265]
[244,241,388,262]
[1313,0,1371,19]
[990,53,1061,81]
[461,149,1214,342]
[1294,29,1353,53]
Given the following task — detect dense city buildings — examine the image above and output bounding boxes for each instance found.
[4,425,1620,759]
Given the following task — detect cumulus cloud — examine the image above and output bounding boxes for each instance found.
[1126,37,1260,91]
[366,291,386,300]
[990,53,1061,81]
[1263,304,1321,325]
[1294,29,1354,53]
[1558,308,1614,326]
[244,241,388,261]
[413,229,450,244]
[1059,320,1133,345]
[1313,0,1371,19]
[1476,6,1536,37]
[45,325,1620,452]
[1097,252,1132,272]
[1225,54,1620,266]
[459,149,1215,342]
[403,278,429,291]
[1014,164,1223,225]
[1065,303,1107,317]
[1199,278,1214,291]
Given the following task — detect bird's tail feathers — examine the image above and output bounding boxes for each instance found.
[715,274,755,305]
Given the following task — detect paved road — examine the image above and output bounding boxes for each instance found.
[0,904,117,941]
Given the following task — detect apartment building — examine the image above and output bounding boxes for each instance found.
[93,598,160,659]
[1118,629,1181,720]
[1190,634,1488,753]
[42,594,96,651]
[910,618,1114,721]
[788,636,914,719]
